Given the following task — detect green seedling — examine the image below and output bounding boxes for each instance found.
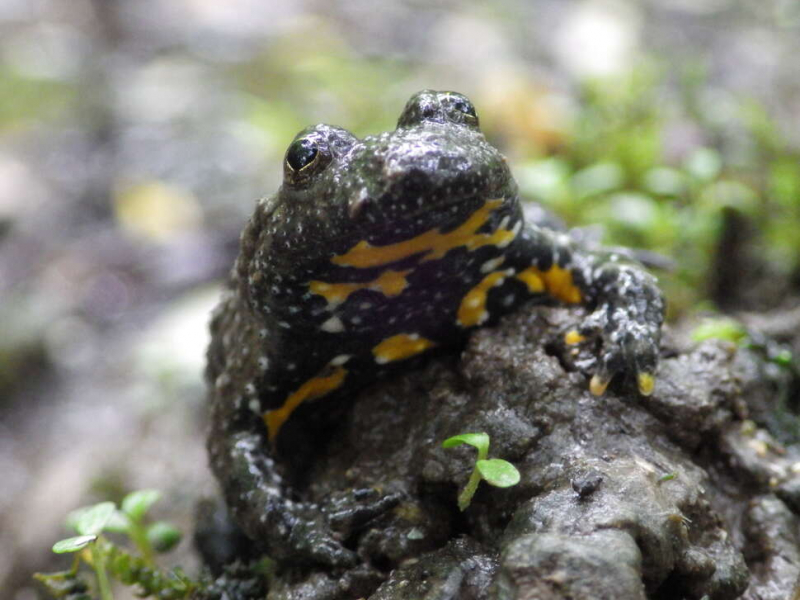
[442,432,520,511]
[690,317,747,344]
[35,490,190,600]
[49,501,115,600]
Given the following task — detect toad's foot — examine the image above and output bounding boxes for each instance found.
[211,432,403,568]
[568,259,664,396]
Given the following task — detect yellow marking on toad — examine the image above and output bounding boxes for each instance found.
[564,330,585,345]
[637,372,655,396]
[264,366,347,442]
[515,268,544,293]
[589,373,610,396]
[457,269,513,327]
[309,269,412,307]
[515,264,582,304]
[332,199,516,269]
[372,333,436,364]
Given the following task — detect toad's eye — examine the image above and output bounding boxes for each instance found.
[286,138,319,172]
[453,98,477,120]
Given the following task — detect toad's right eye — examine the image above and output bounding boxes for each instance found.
[452,98,476,119]
[285,138,319,172]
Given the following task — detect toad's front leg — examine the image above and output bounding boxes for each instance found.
[508,224,665,395]
[207,396,407,568]
[206,386,359,567]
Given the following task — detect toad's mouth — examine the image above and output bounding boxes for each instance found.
[332,196,517,270]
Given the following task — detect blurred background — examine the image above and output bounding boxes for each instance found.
[2,0,800,597]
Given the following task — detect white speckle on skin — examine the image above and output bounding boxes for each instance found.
[248,399,260,413]
[331,354,351,366]
[321,316,345,333]
[215,373,231,390]
[481,256,505,273]
[498,221,522,248]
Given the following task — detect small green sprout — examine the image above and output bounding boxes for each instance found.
[35,489,191,600]
[52,501,116,600]
[691,317,747,344]
[442,432,520,511]
[771,348,794,368]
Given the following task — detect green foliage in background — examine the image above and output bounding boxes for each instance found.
[515,64,800,315]
[0,64,76,130]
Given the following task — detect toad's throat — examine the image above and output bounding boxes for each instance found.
[331,198,516,269]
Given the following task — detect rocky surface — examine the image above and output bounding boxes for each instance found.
[196,303,800,599]
[4,2,800,597]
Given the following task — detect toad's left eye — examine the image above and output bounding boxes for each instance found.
[286,138,319,172]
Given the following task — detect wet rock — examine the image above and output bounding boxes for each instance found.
[371,537,496,600]
[497,530,645,599]
[207,304,800,599]
[741,495,800,600]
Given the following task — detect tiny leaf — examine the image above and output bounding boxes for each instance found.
[65,506,90,533]
[122,489,161,522]
[146,521,182,553]
[75,502,116,536]
[690,317,746,344]
[684,147,721,181]
[103,509,132,534]
[53,535,96,553]
[442,433,490,455]
[476,459,520,488]
[33,570,90,596]
[772,349,793,367]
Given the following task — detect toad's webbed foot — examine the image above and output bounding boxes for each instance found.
[570,255,664,396]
